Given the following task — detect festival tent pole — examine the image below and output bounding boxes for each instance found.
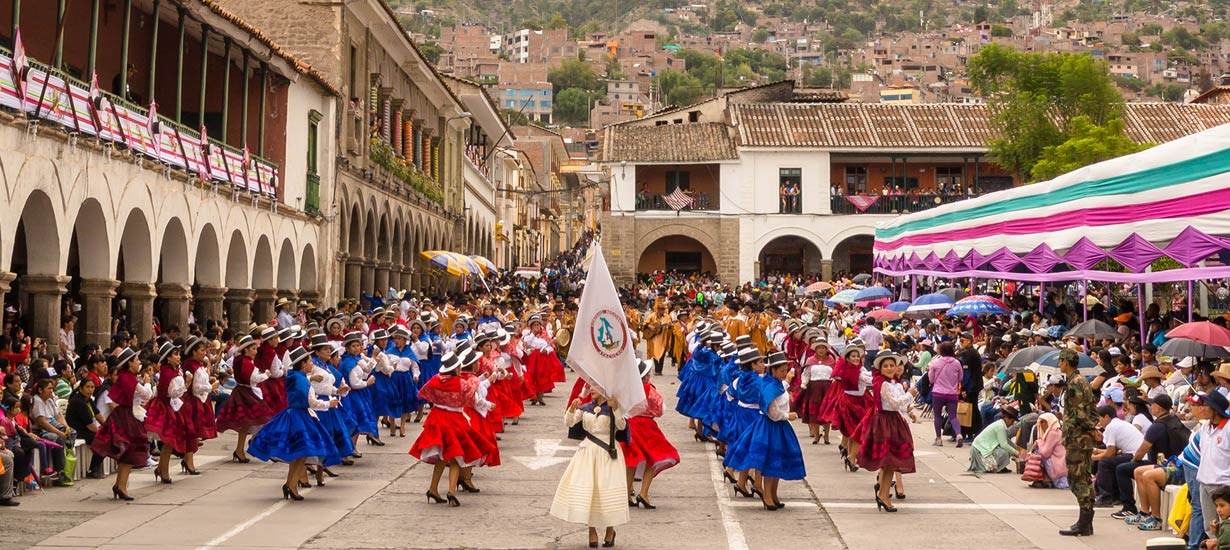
[1039,282,1045,314]
[1188,280,1194,323]
[1138,284,1146,347]
[910,276,917,301]
[1082,280,1088,322]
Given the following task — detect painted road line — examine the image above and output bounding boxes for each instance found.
[706,447,749,550]
[194,489,305,549]
[818,502,1078,511]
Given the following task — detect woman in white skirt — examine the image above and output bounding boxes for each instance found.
[551,386,628,548]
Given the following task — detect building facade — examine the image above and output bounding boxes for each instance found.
[0,0,338,353]
[601,81,1230,286]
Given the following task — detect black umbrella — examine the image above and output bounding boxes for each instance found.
[1000,345,1056,374]
[1159,337,1230,358]
[939,287,969,301]
[851,273,872,284]
[1063,320,1120,341]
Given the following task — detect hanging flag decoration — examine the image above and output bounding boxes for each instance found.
[12,27,27,104]
[663,186,693,211]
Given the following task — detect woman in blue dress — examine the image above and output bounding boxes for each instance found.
[676,330,723,441]
[367,329,397,434]
[721,343,767,498]
[723,350,806,511]
[305,335,357,478]
[701,342,739,441]
[386,326,421,437]
[414,314,444,421]
[339,332,382,448]
[248,346,342,501]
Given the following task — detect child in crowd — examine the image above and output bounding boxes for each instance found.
[1207,487,1230,550]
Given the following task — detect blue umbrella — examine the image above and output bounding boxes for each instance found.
[853,285,893,302]
[946,300,1008,317]
[1036,350,1097,369]
[886,301,911,313]
[827,289,860,305]
[907,292,955,313]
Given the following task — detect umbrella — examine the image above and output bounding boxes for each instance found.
[449,253,481,275]
[866,309,901,322]
[907,292,955,312]
[1001,345,1056,374]
[886,301,911,313]
[1166,321,1230,347]
[851,273,872,284]
[939,287,969,301]
[946,300,1008,317]
[958,295,1010,310]
[469,255,497,275]
[828,289,859,305]
[805,281,833,294]
[1063,319,1120,341]
[420,250,471,277]
[854,285,893,302]
[1159,337,1230,358]
[855,298,890,308]
[1036,350,1097,369]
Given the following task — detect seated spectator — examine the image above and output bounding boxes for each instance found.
[66,378,105,479]
[968,406,1021,474]
[1093,404,1145,507]
[1126,395,1154,433]
[2,372,20,404]
[1029,412,1068,489]
[28,383,71,486]
[1114,395,1191,530]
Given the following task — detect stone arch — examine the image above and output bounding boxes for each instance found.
[70,198,111,279]
[392,222,403,267]
[637,234,717,274]
[195,224,223,287]
[253,235,275,289]
[364,208,377,259]
[14,190,62,276]
[829,232,877,278]
[277,238,297,290]
[634,223,722,263]
[300,243,317,291]
[225,230,249,289]
[347,202,363,255]
[157,217,191,284]
[758,235,823,276]
[118,208,155,283]
[821,225,880,259]
[377,213,391,262]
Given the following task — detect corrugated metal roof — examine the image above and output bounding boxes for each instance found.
[602,123,738,162]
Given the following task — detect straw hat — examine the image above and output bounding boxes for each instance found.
[1212,362,1230,382]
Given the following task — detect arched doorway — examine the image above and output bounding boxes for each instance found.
[637,235,716,275]
[758,235,822,276]
[832,234,875,278]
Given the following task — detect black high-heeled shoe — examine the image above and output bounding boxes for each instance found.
[693,433,707,443]
[773,500,786,510]
[875,495,897,513]
[723,471,738,484]
[112,485,134,501]
[365,435,385,447]
[154,470,172,484]
[892,481,905,500]
[426,490,446,503]
[635,495,656,510]
[457,478,480,493]
[761,498,779,511]
[282,484,304,501]
[231,451,250,464]
[732,484,752,498]
[446,492,460,507]
[298,480,312,489]
[321,466,339,478]
[180,460,201,475]
[351,451,363,459]
[750,486,764,500]
[340,458,355,466]
[603,530,616,547]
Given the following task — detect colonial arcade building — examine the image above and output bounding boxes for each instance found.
[601,81,1230,286]
[0,0,338,355]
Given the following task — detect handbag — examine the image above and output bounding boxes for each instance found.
[63,445,77,481]
[1020,453,1044,482]
[956,401,974,427]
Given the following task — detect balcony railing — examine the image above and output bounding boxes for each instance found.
[368,138,444,205]
[636,192,718,211]
[830,193,976,215]
[0,48,283,202]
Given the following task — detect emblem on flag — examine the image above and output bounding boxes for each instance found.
[589,308,627,359]
[663,186,692,211]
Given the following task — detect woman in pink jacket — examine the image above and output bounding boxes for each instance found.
[926,342,964,447]
[1030,412,1068,489]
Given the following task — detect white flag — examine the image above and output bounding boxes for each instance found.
[566,242,646,416]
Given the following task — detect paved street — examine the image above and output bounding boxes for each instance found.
[7,368,1169,550]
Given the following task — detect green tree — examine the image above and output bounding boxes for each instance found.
[1030,117,1150,181]
[546,13,568,30]
[547,58,601,95]
[1138,23,1164,36]
[654,69,706,106]
[968,44,1125,177]
[803,66,834,87]
[1120,31,1140,46]
[500,108,530,127]
[752,28,770,43]
[418,42,443,65]
[604,56,624,80]
[1162,26,1205,50]
[554,88,595,126]
[991,24,1013,37]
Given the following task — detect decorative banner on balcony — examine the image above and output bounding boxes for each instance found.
[663,187,693,211]
[846,195,880,213]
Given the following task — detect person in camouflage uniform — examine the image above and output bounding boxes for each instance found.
[1059,349,1097,537]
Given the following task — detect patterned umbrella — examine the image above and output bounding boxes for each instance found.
[854,285,893,302]
[957,295,1010,310]
[907,292,955,312]
[469,255,497,275]
[946,300,1008,317]
[886,301,911,313]
[805,281,833,294]
[420,250,471,277]
[827,289,860,305]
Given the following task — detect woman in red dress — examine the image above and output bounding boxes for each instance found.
[854,353,917,512]
[455,342,500,495]
[474,332,506,434]
[181,335,217,474]
[493,328,526,426]
[816,341,871,472]
[256,327,289,415]
[522,315,558,405]
[410,351,496,507]
[794,334,835,445]
[215,335,274,463]
[90,348,147,501]
[144,341,195,485]
[622,359,679,509]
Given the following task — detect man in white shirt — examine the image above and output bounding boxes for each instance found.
[1192,390,1230,541]
[1093,405,1145,507]
[859,322,884,368]
[58,316,76,360]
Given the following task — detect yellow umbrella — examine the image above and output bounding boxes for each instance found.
[469,255,497,274]
[420,250,471,277]
[448,253,481,276]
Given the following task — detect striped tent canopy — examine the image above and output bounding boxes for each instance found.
[873,123,1230,283]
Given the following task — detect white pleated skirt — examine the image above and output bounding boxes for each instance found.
[549,442,630,528]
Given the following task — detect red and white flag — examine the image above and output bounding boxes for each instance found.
[88,71,102,109]
[146,99,161,139]
[12,27,28,103]
[198,124,212,182]
[663,186,693,211]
